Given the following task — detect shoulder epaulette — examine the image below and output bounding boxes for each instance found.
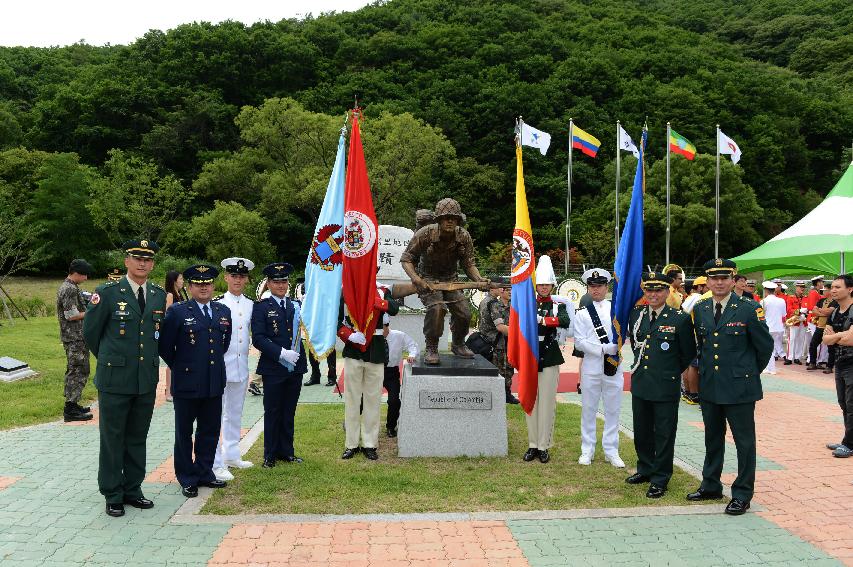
[212,294,224,302]
[150,282,165,291]
[98,281,120,291]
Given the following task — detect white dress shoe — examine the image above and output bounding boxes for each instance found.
[225,459,254,469]
[578,453,593,465]
[605,454,626,468]
[213,467,234,481]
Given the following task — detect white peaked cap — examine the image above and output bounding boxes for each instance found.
[535,255,557,285]
[762,281,777,289]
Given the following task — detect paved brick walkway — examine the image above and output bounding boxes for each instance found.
[0,352,849,566]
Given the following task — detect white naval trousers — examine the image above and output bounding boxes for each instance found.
[771,331,786,360]
[525,365,560,449]
[343,357,384,450]
[580,370,624,456]
[214,376,249,468]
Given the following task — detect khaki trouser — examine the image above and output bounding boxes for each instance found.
[525,365,560,449]
[344,357,384,449]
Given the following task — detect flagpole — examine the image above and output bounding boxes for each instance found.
[715,124,721,258]
[615,121,621,257]
[566,119,573,274]
[665,121,671,265]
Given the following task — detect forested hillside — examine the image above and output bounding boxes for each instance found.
[1,0,850,273]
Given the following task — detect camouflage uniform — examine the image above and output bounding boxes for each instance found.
[57,278,90,403]
[488,299,513,389]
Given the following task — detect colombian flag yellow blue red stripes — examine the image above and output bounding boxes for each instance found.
[571,124,601,158]
[507,144,540,415]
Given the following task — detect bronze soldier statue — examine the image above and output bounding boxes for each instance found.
[400,198,490,364]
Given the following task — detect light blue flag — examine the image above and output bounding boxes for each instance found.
[610,128,647,365]
[301,130,346,359]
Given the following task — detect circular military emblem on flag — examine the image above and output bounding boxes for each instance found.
[510,228,534,283]
[343,211,376,258]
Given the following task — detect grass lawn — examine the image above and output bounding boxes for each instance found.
[2,276,108,318]
[0,316,97,429]
[203,403,699,515]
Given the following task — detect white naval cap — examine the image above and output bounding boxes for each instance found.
[581,268,612,285]
[762,280,777,289]
[221,257,255,274]
[811,275,825,283]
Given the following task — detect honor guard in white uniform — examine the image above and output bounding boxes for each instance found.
[573,268,626,468]
[212,257,256,480]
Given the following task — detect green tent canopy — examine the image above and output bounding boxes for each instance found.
[733,164,853,278]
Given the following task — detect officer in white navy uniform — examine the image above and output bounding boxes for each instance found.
[572,268,626,468]
[212,257,255,481]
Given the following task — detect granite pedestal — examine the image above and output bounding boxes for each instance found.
[397,354,507,457]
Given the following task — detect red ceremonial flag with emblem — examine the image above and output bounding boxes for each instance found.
[342,110,379,347]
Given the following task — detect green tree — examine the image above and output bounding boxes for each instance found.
[185,201,274,265]
[88,149,194,247]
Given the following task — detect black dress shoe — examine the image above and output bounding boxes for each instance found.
[783,359,793,365]
[686,488,724,501]
[106,503,125,517]
[806,364,818,371]
[794,359,802,365]
[342,448,359,459]
[522,448,540,462]
[181,486,198,498]
[303,377,321,386]
[262,458,276,468]
[625,473,650,485]
[725,498,750,515]
[646,485,666,499]
[387,428,397,438]
[199,479,227,488]
[824,368,835,374]
[281,455,303,463]
[123,496,154,509]
[363,447,379,460]
[538,449,550,464]
[325,380,336,387]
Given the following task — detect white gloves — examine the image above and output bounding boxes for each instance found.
[603,343,619,356]
[348,331,367,345]
[279,349,300,365]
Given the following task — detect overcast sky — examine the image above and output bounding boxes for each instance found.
[0,0,375,48]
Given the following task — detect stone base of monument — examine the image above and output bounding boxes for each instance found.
[0,357,38,383]
[397,353,507,458]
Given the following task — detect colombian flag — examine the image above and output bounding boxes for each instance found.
[507,144,540,415]
[571,125,601,158]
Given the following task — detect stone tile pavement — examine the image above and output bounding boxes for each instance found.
[0,352,850,566]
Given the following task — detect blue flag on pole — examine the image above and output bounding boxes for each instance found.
[610,128,646,363]
[301,130,346,359]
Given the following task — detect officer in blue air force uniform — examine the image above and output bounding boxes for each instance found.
[251,262,308,468]
[158,264,232,498]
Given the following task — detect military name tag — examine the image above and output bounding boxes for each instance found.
[115,310,128,316]
[660,341,670,351]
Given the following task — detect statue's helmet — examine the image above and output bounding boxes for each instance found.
[434,198,465,224]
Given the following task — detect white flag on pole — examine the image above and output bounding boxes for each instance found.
[520,122,551,156]
[618,124,639,158]
[718,129,742,164]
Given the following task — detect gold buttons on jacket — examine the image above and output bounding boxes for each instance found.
[714,355,719,359]
[714,365,719,370]
[714,332,719,336]
[139,356,144,361]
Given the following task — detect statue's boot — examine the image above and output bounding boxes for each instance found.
[451,339,475,359]
[424,339,440,365]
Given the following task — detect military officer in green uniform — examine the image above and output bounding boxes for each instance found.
[625,272,696,498]
[686,258,773,515]
[83,239,167,518]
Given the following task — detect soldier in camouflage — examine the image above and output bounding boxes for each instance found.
[56,259,94,422]
[478,277,519,404]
